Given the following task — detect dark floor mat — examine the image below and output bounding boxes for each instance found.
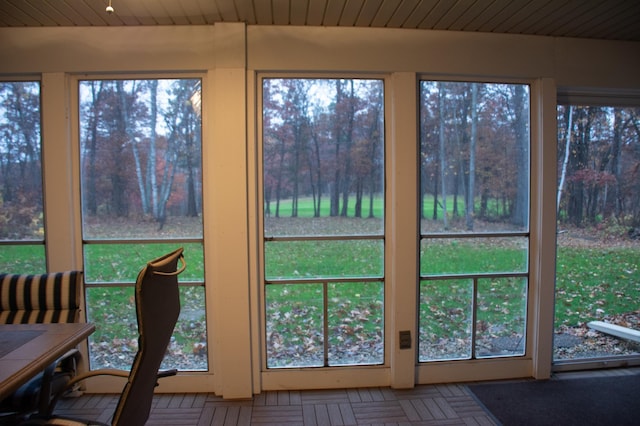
[468,374,640,426]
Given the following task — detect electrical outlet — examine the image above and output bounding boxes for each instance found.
[399,330,411,349]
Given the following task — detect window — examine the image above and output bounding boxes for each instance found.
[0,81,45,273]
[554,104,640,362]
[78,78,207,371]
[419,81,530,361]
[262,78,385,368]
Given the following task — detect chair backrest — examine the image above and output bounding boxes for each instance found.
[0,271,82,324]
[111,248,185,426]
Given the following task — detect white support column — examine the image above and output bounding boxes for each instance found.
[529,77,558,379]
[205,23,254,399]
[41,72,82,272]
[388,72,418,389]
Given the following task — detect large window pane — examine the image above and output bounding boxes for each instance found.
[419,81,530,362]
[83,242,204,283]
[554,105,640,362]
[263,78,385,368]
[420,236,528,276]
[419,82,529,234]
[79,78,206,371]
[0,81,45,273]
[266,283,324,368]
[476,277,527,358]
[328,282,384,366]
[265,240,384,280]
[86,285,207,370]
[419,279,473,361]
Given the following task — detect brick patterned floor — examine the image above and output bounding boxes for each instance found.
[51,383,497,425]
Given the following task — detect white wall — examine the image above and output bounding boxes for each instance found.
[3,24,638,87]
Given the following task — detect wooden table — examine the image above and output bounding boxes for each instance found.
[0,322,95,401]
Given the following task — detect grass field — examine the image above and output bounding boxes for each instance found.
[1,211,638,368]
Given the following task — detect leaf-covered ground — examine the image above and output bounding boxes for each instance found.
[85,217,640,369]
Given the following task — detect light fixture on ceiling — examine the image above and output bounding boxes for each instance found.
[106,0,114,14]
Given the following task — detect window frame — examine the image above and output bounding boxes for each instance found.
[257,73,389,371]
[74,74,208,372]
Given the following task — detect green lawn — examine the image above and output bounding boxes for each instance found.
[2,217,639,367]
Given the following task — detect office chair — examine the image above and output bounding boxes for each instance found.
[23,247,186,426]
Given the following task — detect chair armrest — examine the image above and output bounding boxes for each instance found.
[157,369,178,379]
[44,369,130,416]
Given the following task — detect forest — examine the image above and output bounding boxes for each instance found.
[1,80,639,241]
[557,105,640,231]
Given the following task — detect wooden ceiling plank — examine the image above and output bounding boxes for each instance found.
[273,0,290,25]
[290,0,309,25]
[178,0,207,25]
[324,0,346,26]
[157,0,190,25]
[253,0,272,24]
[401,0,439,28]
[385,0,420,28]
[1,0,46,26]
[532,0,607,37]
[55,1,100,26]
[213,0,239,21]
[504,0,564,34]
[0,8,24,26]
[354,0,383,27]
[434,0,481,30]
[570,2,639,40]
[477,0,530,32]
[462,0,509,32]
[104,0,149,26]
[135,0,173,25]
[306,0,327,26]
[491,0,555,33]
[30,0,75,26]
[417,0,457,29]
[59,0,106,26]
[560,5,622,38]
[371,0,402,27]
[544,2,608,37]
[232,0,255,24]
[592,8,640,41]
[118,0,159,25]
[79,0,128,26]
[339,0,365,26]
[446,0,493,31]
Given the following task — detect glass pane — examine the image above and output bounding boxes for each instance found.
[263,78,384,237]
[476,277,527,358]
[555,105,640,361]
[0,245,46,274]
[0,82,43,241]
[265,239,384,280]
[87,285,207,371]
[83,242,203,283]
[79,79,203,240]
[263,77,385,369]
[419,279,473,361]
[328,282,384,366]
[79,78,206,371]
[266,284,324,368]
[419,81,529,234]
[420,236,528,276]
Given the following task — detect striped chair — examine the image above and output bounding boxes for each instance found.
[0,271,83,420]
[0,271,81,325]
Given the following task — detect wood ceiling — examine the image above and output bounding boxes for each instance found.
[1,0,639,42]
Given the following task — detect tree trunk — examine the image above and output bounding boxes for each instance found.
[466,83,478,230]
[557,105,573,215]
